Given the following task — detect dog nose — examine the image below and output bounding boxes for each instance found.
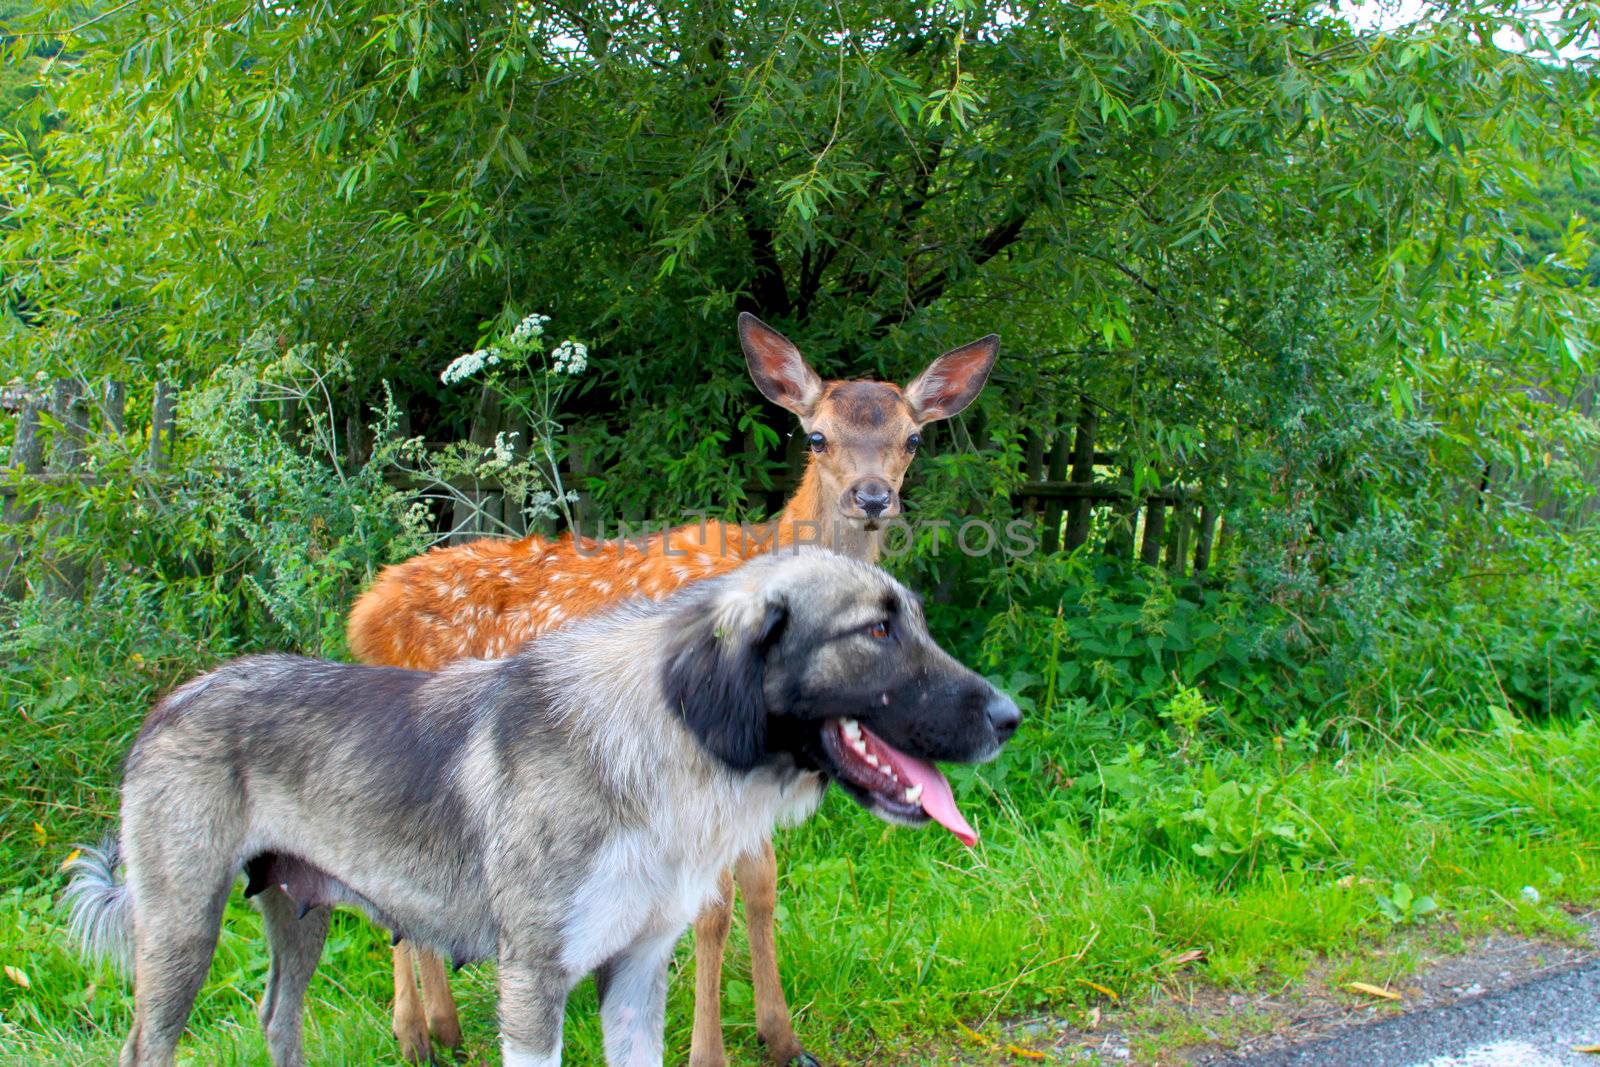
[986,692,1021,743]
[853,480,893,518]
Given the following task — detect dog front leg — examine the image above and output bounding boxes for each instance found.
[498,950,571,1067]
[598,931,680,1067]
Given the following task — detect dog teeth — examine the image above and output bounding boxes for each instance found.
[850,738,869,756]
[865,753,880,768]
[903,784,923,805]
[841,719,862,740]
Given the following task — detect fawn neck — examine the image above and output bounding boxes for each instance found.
[773,460,883,563]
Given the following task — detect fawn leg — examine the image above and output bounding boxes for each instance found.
[738,840,816,1066]
[392,940,432,1062]
[418,947,464,1050]
[687,869,735,1067]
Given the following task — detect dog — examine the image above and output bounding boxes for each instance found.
[67,550,1020,1067]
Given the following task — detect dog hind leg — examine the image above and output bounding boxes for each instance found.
[255,887,331,1067]
[688,869,735,1067]
[121,873,232,1066]
[739,840,814,1066]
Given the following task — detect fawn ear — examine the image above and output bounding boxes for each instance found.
[739,313,824,418]
[662,588,789,771]
[904,334,1000,423]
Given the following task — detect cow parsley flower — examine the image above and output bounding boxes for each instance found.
[509,313,551,347]
[441,346,503,385]
[481,431,518,472]
[550,339,588,376]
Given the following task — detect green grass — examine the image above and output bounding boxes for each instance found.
[2,678,1596,1064]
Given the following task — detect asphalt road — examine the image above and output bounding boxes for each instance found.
[1225,957,1600,1066]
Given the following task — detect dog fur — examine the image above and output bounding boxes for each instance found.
[67,550,1018,1066]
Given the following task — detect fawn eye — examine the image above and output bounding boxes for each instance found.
[866,620,890,640]
[808,431,827,452]
[906,433,922,453]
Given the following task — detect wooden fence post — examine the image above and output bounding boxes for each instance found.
[1165,504,1192,576]
[1022,430,1046,518]
[450,383,504,544]
[1,394,46,595]
[102,380,127,435]
[1138,497,1166,567]
[2,395,45,522]
[502,409,536,538]
[43,380,90,597]
[1193,503,1219,573]
[1063,404,1100,551]
[344,408,373,472]
[1039,429,1071,554]
[150,381,177,470]
[566,430,599,539]
[1104,460,1136,562]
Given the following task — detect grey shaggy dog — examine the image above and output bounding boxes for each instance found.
[66,550,1019,1067]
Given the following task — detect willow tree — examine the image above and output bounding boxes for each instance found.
[4,1,1597,540]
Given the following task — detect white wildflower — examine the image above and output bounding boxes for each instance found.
[550,338,589,376]
[509,313,552,347]
[402,500,432,530]
[442,349,483,385]
[480,431,518,473]
[521,488,580,522]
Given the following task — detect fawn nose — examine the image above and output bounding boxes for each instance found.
[986,691,1021,744]
[852,480,894,518]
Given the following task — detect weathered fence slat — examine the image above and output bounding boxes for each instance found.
[1014,480,1191,504]
[450,383,505,544]
[102,380,127,435]
[1193,503,1218,573]
[1165,505,1192,575]
[1063,404,1099,551]
[43,381,90,597]
[1,396,46,594]
[1038,427,1071,554]
[1138,498,1166,567]
[150,381,177,470]
[1022,430,1046,516]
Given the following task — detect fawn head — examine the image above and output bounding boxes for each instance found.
[738,313,999,532]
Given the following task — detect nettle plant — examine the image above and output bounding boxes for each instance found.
[411,311,591,533]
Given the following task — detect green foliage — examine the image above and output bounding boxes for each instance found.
[1375,882,1439,927]
[3,0,1597,531]
[4,337,428,658]
[1,2,1599,1058]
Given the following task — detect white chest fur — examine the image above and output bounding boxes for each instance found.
[558,767,824,974]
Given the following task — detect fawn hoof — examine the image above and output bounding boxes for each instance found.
[786,1054,822,1067]
[428,1016,464,1053]
[394,1027,432,1064]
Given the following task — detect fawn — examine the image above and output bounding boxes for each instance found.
[346,313,999,1065]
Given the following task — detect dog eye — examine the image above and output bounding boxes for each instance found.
[866,620,890,640]
[906,433,921,453]
[808,431,827,453]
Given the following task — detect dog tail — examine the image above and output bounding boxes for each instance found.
[63,834,133,973]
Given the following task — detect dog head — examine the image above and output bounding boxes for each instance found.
[661,551,1019,845]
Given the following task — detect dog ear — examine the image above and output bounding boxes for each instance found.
[662,593,789,771]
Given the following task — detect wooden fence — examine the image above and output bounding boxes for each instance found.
[3,379,1221,597]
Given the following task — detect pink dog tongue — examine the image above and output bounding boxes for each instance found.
[866,729,978,847]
